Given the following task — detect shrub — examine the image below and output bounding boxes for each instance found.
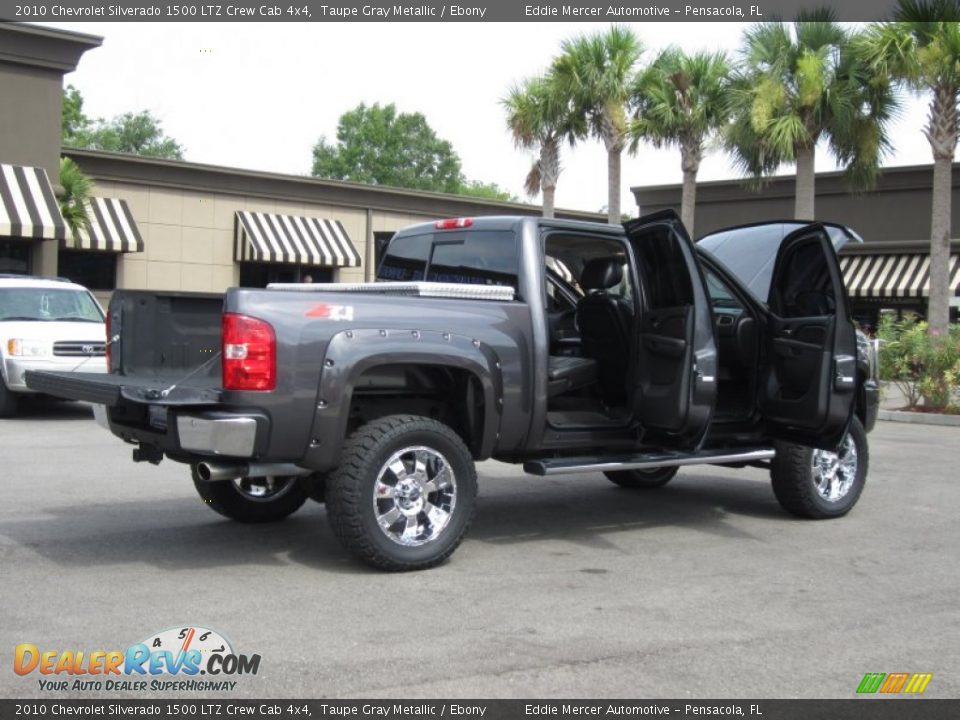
[877,314,960,410]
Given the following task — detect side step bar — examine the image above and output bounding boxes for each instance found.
[523,448,776,477]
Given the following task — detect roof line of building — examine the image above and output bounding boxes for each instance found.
[632,162,960,200]
[64,148,605,222]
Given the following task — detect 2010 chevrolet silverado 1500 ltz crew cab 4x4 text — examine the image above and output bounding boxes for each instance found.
[27,211,880,571]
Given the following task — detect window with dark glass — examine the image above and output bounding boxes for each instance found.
[0,240,31,275]
[377,230,519,291]
[239,263,333,288]
[57,250,117,291]
[374,231,395,272]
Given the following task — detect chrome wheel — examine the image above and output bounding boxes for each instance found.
[372,446,457,547]
[231,475,298,502]
[811,434,858,503]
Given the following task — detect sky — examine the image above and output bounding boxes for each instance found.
[43,21,933,214]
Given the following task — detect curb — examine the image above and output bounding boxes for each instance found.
[878,410,960,427]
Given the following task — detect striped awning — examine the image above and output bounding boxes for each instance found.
[70,197,143,252]
[234,211,361,267]
[841,253,960,298]
[0,163,67,242]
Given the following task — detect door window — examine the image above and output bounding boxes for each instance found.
[633,224,694,310]
[771,239,836,318]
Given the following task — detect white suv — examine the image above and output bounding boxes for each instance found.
[0,275,108,417]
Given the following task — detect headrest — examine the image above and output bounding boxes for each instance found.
[580,258,623,291]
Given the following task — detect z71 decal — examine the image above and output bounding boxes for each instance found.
[306,303,355,321]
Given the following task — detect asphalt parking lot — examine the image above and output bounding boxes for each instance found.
[1,401,957,699]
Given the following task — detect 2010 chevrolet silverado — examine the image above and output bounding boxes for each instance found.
[27,211,880,571]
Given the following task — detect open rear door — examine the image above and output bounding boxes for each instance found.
[760,224,857,449]
[625,211,716,449]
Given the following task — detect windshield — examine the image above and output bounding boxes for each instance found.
[0,288,104,323]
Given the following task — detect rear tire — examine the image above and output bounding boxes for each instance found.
[326,415,477,571]
[605,466,678,489]
[192,467,308,523]
[0,374,19,418]
[771,416,868,519]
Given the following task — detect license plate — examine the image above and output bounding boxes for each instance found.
[148,405,168,430]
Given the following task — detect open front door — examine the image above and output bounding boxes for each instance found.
[624,211,716,449]
[760,224,857,449]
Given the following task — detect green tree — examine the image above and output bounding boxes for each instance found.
[726,9,897,220]
[80,111,185,159]
[631,49,731,236]
[503,74,581,218]
[62,85,89,142]
[62,87,185,160]
[861,0,960,334]
[312,103,463,194]
[552,25,645,224]
[457,180,517,202]
[57,157,93,240]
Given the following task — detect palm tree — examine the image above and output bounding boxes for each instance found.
[553,25,644,224]
[631,49,731,236]
[57,157,93,242]
[503,75,581,219]
[726,9,897,220]
[861,0,960,334]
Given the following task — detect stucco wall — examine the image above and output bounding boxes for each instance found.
[93,180,436,293]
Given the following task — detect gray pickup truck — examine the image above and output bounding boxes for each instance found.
[28,211,879,571]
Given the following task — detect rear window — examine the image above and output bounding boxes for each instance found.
[377,230,519,290]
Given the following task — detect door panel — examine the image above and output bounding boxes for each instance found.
[637,305,694,430]
[760,225,856,448]
[624,210,716,448]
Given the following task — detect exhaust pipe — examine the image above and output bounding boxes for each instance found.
[195,461,312,482]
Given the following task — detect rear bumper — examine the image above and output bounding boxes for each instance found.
[176,413,259,457]
[100,405,270,462]
[4,356,106,392]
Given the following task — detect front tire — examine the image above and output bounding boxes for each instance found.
[326,415,477,571]
[192,468,309,523]
[0,374,19,418]
[605,466,678,489]
[771,416,868,519]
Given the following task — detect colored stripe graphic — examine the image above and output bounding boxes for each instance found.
[857,673,885,694]
[904,673,933,694]
[880,672,910,693]
[857,672,932,694]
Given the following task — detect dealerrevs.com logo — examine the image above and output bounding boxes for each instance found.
[14,626,261,692]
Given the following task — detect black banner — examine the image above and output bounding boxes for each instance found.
[1,700,960,720]
[0,0,906,23]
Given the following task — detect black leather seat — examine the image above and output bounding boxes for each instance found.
[575,258,633,404]
[547,355,597,397]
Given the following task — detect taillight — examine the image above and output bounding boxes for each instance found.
[222,313,276,391]
[105,311,112,371]
[435,217,473,230]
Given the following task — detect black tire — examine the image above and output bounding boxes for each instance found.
[302,474,327,504]
[0,374,19,418]
[326,414,477,572]
[605,466,678,489]
[771,416,869,519]
[191,467,309,523]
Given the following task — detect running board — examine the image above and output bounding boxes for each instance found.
[523,448,776,477]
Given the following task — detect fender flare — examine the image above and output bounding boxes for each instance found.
[301,328,503,471]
